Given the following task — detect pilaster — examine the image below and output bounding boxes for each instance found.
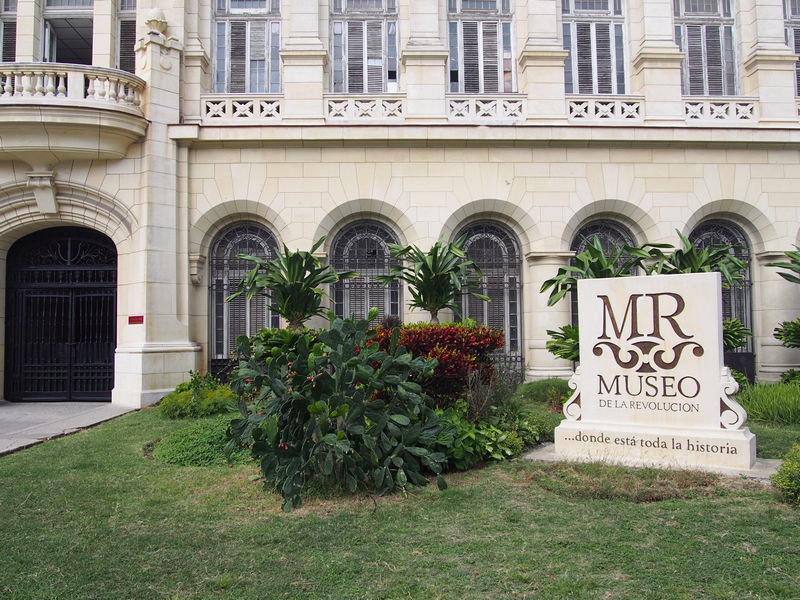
[754,251,800,382]
[93,0,117,68]
[15,0,42,61]
[280,0,327,122]
[400,0,448,121]
[525,252,575,381]
[628,0,685,125]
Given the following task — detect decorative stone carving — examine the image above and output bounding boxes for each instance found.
[189,253,206,285]
[26,171,58,215]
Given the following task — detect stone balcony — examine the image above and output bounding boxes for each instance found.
[0,63,148,168]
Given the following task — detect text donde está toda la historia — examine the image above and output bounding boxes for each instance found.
[565,431,739,455]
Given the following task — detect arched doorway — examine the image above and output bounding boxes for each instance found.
[5,227,117,401]
[456,221,523,359]
[689,219,754,380]
[208,221,280,375]
[330,220,401,322]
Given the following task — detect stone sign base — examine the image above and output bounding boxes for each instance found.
[555,420,756,471]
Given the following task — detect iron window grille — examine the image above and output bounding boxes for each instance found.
[118,0,136,74]
[569,219,636,326]
[330,0,398,93]
[208,222,280,373]
[673,0,737,96]
[214,0,281,93]
[330,220,401,322]
[689,219,753,352]
[448,0,514,93]
[456,221,522,356]
[562,0,627,95]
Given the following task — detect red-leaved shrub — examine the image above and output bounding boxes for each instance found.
[373,322,504,408]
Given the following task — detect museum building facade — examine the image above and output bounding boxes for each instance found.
[0,0,798,407]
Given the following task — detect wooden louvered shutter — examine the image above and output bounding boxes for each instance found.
[794,28,800,97]
[118,20,136,73]
[595,23,612,94]
[481,21,499,93]
[704,25,723,95]
[576,22,593,94]
[249,20,266,93]
[2,20,15,62]
[229,21,247,93]
[685,25,705,95]
[346,21,364,93]
[462,21,480,93]
[366,20,384,93]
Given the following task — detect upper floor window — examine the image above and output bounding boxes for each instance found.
[331,0,398,93]
[785,0,800,96]
[42,0,93,65]
[118,0,135,73]
[1,0,16,62]
[562,0,626,95]
[448,0,514,93]
[214,0,281,94]
[673,0,737,96]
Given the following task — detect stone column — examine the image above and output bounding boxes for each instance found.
[627,0,684,126]
[280,0,327,122]
[182,0,210,122]
[112,21,200,407]
[400,0,448,121]
[738,0,799,125]
[754,251,800,382]
[525,252,575,380]
[92,0,117,68]
[518,0,568,123]
[15,0,43,61]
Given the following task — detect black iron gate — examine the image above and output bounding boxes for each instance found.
[5,228,117,401]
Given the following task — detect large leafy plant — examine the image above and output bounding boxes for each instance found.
[766,245,800,285]
[378,235,488,323]
[228,309,447,511]
[539,235,647,307]
[228,237,357,330]
[643,230,745,287]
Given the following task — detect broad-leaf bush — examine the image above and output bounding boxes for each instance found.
[772,444,800,506]
[228,309,448,511]
[372,321,503,408]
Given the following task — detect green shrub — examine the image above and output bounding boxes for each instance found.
[518,378,571,405]
[775,319,800,349]
[545,325,580,362]
[228,309,448,511]
[737,384,800,425]
[435,403,540,470]
[174,369,221,394]
[463,360,525,422]
[730,369,749,391]
[771,444,800,506]
[723,318,752,352]
[158,387,236,419]
[154,414,249,467]
[780,369,800,385]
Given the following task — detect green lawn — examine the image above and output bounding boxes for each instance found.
[0,407,798,600]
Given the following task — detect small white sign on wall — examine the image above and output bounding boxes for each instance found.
[555,272,756,471]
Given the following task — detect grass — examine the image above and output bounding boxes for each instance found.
[0,407,799,599]
[737,384,800,425]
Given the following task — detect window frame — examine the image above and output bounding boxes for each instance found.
[785,0,800,96]
[673,0,738,96]
[561,0,628,95]
[213,2,282,94]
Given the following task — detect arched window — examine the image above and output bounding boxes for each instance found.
[208,222,279,373]
[457,221,522,355]
[570,219,636,325]
[330,220,400,321]
[689,219,753,356]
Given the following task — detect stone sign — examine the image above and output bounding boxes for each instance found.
[554,272,756,471]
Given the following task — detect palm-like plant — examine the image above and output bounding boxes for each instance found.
[539,235,648,306]
[228,237,357,330]
[643,230,745,287]
[377,235,488,324]
[766,245,800,285]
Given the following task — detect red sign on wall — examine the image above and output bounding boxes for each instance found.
[128,315,144,325]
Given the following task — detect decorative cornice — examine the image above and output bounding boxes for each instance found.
[526,251,574,265]
[755,250,789,263]
[518,46,569,69]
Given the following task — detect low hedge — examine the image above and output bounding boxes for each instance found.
[153,414,249,467]
[158,386,236,419]
[772,444,800,506]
